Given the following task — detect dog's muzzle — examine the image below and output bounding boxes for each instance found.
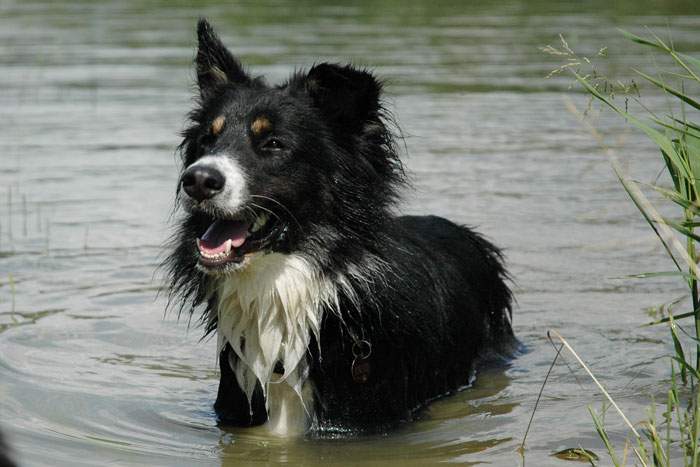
[181,165,225,202]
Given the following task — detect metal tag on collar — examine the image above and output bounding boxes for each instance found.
[351,340,372,384]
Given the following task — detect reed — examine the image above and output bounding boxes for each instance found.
[534,30,700,465]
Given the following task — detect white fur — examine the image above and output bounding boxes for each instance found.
[186,154,248,215]
[214,253,338,433]
[266,377,314,436]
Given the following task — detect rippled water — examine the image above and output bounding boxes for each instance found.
[1,1,700,465]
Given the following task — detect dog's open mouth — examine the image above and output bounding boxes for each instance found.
[196,212,279,270]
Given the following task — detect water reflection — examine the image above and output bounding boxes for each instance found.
[214,366,515,465]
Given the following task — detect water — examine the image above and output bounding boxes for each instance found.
[1,0,700,465]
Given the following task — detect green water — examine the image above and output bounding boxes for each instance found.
[1,0,700,465]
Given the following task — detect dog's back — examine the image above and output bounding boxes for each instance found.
[308,215,514,432]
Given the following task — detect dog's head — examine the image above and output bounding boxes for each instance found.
[173,19,403,278]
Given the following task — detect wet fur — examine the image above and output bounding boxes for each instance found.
[164,19,515,435]
[0,431,15,467]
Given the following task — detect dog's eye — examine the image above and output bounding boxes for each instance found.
[262,138,284,151]
[198,132,216,147]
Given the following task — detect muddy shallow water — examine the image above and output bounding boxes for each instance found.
[1,0,700,465]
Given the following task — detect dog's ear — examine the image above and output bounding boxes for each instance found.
[195,19,250,99]
[305,63,382,130]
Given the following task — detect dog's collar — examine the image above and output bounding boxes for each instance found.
[351,339,372,384]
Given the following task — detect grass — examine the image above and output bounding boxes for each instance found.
[525,30,700,466]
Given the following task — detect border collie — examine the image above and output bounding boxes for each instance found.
[0,431,15,467]
[165,19,515,436]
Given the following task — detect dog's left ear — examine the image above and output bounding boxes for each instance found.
[196,19,251,99]
[305,63,382,130]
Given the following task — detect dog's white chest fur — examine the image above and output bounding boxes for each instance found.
[215,253,335,435]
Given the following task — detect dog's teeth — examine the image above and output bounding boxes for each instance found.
[197,238,233,261]
[251,214,269,233]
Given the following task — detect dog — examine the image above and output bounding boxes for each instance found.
[0,430,15,467]
[164,19,515,436]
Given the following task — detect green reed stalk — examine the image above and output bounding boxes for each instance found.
[688,181,700,371]
[543,28,700,464]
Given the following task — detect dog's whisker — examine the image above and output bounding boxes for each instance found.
[243,205,258,222]
[251,195,304,233]
[248,202,279,221]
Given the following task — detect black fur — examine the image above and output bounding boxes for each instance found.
[0,430,15,467]
[164,19,515,434]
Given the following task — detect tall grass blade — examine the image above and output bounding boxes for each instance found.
[624,271,693,279]
[653,117,700,139]
[617,29,700,80]
[548,330,647,466]
[574,72,693,183]
[646,310,695,326]
[663,218,700,243]
[549,331,640,437]
[519,343,564,455]
[692,388,700,467]
[647,184,700,215]
[634,69,700,111]
[589,406,621,466]
[563,96,695,276]
[671,356,700,381]
[618,29,660,48]
[671,118,700,133]
[670,314,690,383]
[612,162,686,274]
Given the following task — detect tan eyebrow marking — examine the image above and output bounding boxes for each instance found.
[251,116,272,136]
[211,115,225,135]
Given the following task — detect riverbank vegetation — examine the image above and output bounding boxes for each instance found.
[535,31,700,466]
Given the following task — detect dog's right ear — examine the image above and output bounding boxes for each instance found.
[304,63,382,132]
[195,19,250,99]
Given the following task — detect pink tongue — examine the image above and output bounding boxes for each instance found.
[199,219,250,255]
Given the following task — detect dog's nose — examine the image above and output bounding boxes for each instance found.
[181,166,225,201]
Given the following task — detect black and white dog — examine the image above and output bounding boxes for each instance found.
[165,19,515,436]
[0,431,15,467]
